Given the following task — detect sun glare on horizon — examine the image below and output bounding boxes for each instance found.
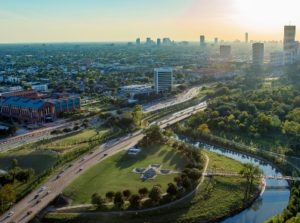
[234,0,299,30]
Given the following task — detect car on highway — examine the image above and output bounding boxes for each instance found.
[36,199,41,204]
[7,211,14,217]
[27,210,33,215]
[34,194,39,199]
[39,186,47,193]
[103,153,108,157]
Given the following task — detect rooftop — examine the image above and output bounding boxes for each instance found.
[1,97,48,109]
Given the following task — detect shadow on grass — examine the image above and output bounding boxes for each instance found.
[115,146,161,169]
[44,194,196,223]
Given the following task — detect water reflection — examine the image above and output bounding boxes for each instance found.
[180,137,290,223]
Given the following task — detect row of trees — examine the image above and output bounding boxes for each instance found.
[91,183,181,210]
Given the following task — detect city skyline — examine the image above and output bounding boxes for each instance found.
[0,0,300,43]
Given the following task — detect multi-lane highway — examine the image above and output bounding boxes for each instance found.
[0,120,77,152]
[143,85,203,113]
[0,102,207,223]
[0,85,204,153]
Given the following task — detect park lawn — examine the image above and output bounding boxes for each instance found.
[0,149,57,174]
[205,150,245,172]
[64,144,187,205]
[42,128,109,153]
[44,149,259,223]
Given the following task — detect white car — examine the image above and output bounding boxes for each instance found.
[7,211,14,217]
[39,186,47,193]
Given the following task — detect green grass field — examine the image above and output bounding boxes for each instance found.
[41,128,109,153]
[44,149,259,223]
[0,149,57,174]
[64,144,187,205]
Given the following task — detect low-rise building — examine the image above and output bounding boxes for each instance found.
[31,84,48,92]
[119,85,153,96]
[0,93,81,123]
[0,97,55,123]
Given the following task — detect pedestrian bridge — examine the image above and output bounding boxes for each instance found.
[203,171,300,182]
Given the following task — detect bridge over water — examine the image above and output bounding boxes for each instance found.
[203,171,300,182]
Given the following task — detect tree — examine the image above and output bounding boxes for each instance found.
[282,121,300,136]
[183,168,202,182]
[182,177,192,191]
[105,191,115,201]
[129,194,141,208]
[164,128,174,138]
[240,163,262,200]
[138,187,149,198]
[91,193,105,209]
[142,125,164,146]
[197,123,211,134]
[149,185,162,203]
[166,183,178,196]
[0,184,16,212]
[15,168,35,183]
[114,192,124,208]
[132,105,143,127]
[11,159,18,169]
[122,189,131,200]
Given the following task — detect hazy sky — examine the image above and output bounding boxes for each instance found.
[0,0,299,43]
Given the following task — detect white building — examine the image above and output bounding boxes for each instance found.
[119,85,153,96]
[154,68,173,94]
[31,84,48,92]
[6,76,21,84]
[9,86,23,92]
[270,51,284,66]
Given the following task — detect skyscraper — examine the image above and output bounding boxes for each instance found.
[157,38,161,46]
[284,25,296,51]
[283,25,298,64]
[214,37,218,44]
[245,32,249,43]
[136,38,140,45]
[154,68,173,94]
[200,35,205,46]
[163,38,172,45]
[252,43,264,66]
[146,37,152,45]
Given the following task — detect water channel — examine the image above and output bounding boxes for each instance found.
[182,138,290,223]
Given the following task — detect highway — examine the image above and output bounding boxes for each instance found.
[0,120,78,152]
[0,85,203,153]
[143,85,203,113]
[0,102,207,223]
